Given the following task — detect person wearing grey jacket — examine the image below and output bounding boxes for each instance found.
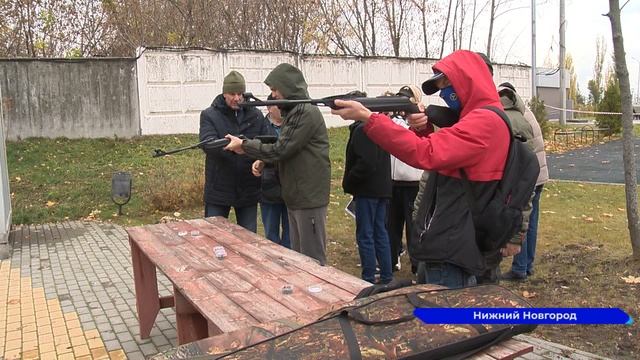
[499,82,549,281]
[225,63,331,266]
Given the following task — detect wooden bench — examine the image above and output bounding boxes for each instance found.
[126,217,370,345]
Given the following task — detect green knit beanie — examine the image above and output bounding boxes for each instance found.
[223,71,246,94]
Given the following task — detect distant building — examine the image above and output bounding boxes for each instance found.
[536,67,573,121]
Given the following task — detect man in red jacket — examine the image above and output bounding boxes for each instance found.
[332,50,518,288]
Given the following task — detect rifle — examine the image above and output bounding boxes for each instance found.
[152,135,277,158]
[239,92,421,114]
[240,93,462,128]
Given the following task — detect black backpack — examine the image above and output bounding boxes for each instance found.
[460,106,540,252]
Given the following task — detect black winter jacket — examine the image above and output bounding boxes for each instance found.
[342,121,391,198]
[199,94,271,207]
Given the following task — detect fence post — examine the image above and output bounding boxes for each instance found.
[0,83,12,259]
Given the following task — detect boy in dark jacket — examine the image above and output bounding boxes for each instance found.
[343,120,393,284]
[199,71,271,232]
[225,64,331,266]
[253,96,290,248]
[332,50,514,289]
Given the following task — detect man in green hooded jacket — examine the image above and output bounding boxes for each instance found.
[225,63,331,266]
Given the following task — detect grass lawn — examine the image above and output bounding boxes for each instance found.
[6,127,640,358]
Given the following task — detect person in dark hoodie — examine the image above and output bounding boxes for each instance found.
[224,63,331,266]
[199,70,272,232]
[342,116,393,284]
[331,50,517,288]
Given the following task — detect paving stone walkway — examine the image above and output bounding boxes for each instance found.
[1,221,177,359]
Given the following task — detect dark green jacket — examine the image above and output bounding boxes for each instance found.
[242,64,330,210]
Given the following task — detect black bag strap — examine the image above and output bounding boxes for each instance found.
[458,106,514,211]
[338,312,363,360]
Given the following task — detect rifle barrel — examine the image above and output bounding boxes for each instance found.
[239,95,421,114]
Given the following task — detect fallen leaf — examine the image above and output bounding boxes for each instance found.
[15,176,21,182]
[603,227,610,230]
[621,276,640,284]
[46,201,57,207]
[583,277,590,282]
[173,212,181,217]
[578,183,584,187]
[560,285,569,289]
[617,208,625,212]
[602,213,613,217]
[584,217,594,222]
[542,210,556,214]
[522,291,537,298]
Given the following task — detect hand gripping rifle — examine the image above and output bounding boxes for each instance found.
[152,135,277,158]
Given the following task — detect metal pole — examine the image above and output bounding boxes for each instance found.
[633,57,640,104]
[559,0,566,125]
[531,0,537,99]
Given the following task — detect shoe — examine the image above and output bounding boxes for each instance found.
[501,271,527,281]
[527,269,535,277]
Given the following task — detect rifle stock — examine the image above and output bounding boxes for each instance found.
[239,92,421,114]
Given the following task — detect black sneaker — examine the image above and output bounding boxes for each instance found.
[527,269,535,277]
[501,271,527,281]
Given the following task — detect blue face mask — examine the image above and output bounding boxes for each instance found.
[439,86,461,112]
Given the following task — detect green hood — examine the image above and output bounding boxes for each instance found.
[264,63,309,100]
[498,87,526,115]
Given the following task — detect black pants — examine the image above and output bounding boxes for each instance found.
[387,184,419,272]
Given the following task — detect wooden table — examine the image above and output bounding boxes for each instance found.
[126,217,370,345]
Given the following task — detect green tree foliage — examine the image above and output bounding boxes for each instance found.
[565,54,580,106]
[528,96,550,139]
[588,37,607,105]
[596,71,622,135]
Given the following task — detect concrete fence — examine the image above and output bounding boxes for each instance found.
[0,48,531,139]
[137,48,531,133]
[0,58,140,140]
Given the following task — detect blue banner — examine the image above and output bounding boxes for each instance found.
[414,308,633,325]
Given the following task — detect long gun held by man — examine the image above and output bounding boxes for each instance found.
[238,92,421,114]
[152,135,277,158]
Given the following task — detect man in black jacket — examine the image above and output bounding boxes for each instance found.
[343,120,393,284]
[199,70,272,232]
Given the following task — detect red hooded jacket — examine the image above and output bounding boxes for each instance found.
[362,50,511,275]
[363,50,509,181]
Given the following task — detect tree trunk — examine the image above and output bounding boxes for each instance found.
[487,0,496,58]
[421,1,428,57]
[606,0,640,258]
[439,0,453,58]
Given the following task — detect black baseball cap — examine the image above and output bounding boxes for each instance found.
[476,52,494,75]
[421,72,445,95]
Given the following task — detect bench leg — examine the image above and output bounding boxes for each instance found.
[174,286,209,344]
[130,239,161,339]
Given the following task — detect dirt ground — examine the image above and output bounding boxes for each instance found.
[497,246,640,359]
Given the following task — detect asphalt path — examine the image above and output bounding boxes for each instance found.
[547,138,640,184]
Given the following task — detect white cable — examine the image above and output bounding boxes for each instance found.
[542,104,622,115]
